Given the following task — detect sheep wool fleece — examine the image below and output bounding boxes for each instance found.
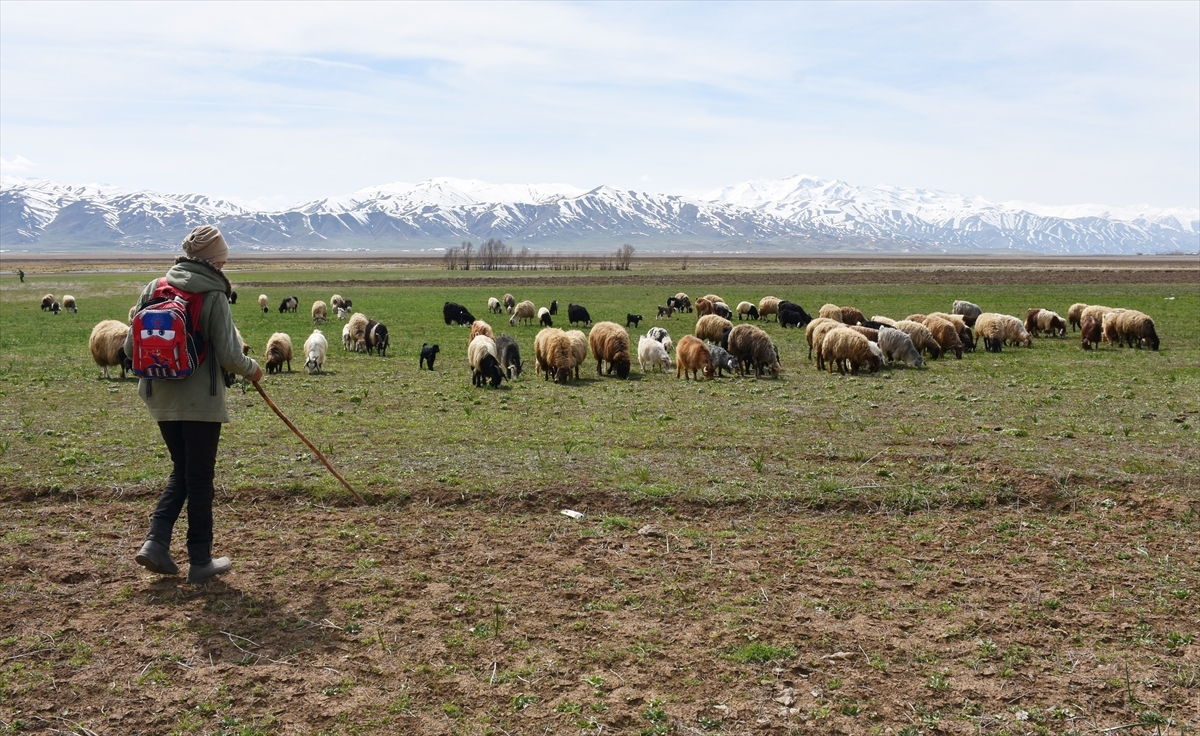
[125,258,259,423]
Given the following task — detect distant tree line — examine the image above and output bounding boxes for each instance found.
[442,241,635,271]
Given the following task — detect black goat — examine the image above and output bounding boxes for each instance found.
[626,313,643,328]
[473,354,506,388]
[568,303,592,326]
[419,343,440,370]
[228,291,238,305]
[443,301,475,326]
[548,300,558,316]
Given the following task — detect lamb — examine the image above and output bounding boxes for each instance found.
[40,294,55,311]
[62,295,77,313]
[894,320,943,359]
[707,345,738,377]
[488,297,503,314]
[468,335,506,388]
[258,294,269,313]
[870,315,898,328]
[364,320,390,356]
[625,313,643,328]
[510,300,536,326]
[736,301,759,320]
[567,303,592,326]
[1035,309,1067,338]
[468,320,495,344]
[279,296,299,313]
[549,300,558,315]
[839,306,866,326]
[713,302,733,320]
[820,327,881,376]
[695,298,714,317]
[342,323,353,351]
[495,335,522,378]
[952,300,983,326]
[420,343,441,370]
[534,327,576,383]
[503,293,516,314]
[637,335,673,373]
[588,322,632,378]
[727,324,780,378]
[1067,302,1087,332]
[539,307,553,327]
[336,307,349,321]
[974,313,1031,352]
[675,335,712,381]
[695,314,732,344]
[303,329,328,374]
[877,326,924,368]
[1080,316,1101,350]
[265,332,293,373]
[758,296,780,321]
[1112,310,1159,350]
[924,315,964,359]
[818,303,843,322]
[443,301,476,326]
[646,326,673,354]
[347,312,369,352]
[657,305,675,319]
[565,330,589,379]
[311,300,328,323]
[88,320,132,378]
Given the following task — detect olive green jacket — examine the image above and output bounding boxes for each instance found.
[124,258,259,423]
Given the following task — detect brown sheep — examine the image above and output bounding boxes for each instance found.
[820,327,881,376]
[849,325,878,342]
[675,335,712,381]
[503,293,516,314]
[811,319,849,369]
[1080,315,1101,350]
[565,330,589,379]
[839,306,866,326]
[727,324,780,378]
[758,296,780,321]
[1112,310,1158,350]
[1080,304,1118,325]
[1024,308,1043,334]
[347,312,369,352]
[805,317,840,359]
[894,320,943,359]
[534,327,575,383]
[974,313,1031,352]
[588,322,631,378]
[701,294,725,308]
[695,314,732,344]
[818,303,842,322]
[924,315,964,359]
[468,319,494,345]
[265,332,293,374]
[905,313,926,324]
[928,312,975,350]
[1067,302,1087,332]
[1035,309,1067,338]
[695,297,714,316]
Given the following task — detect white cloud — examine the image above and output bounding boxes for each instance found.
[0,155,37,173]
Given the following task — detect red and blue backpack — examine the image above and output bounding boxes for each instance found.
[131,279,208,380]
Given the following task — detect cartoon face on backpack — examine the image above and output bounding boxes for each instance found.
[139,311,177,342]
[132,279,207,380]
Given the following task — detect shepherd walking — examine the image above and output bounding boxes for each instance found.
[127,226,262,583]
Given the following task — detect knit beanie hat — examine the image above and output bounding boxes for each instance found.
[182,225,229,263]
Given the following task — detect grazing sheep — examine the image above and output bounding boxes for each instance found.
[657,305,675,319]
[806,318,843,365]
[62,295,77,313]
[468,335,506,388]
[818,303,843,322]
[1112,310,1159,350]
[88,320,132,378]
[821,327,881,375]
[488,297,503,314]
[895,320,943,359]
[1035,309,1067,338]
[495,335,522,378]
[675,335,712,381]
[303,329,328,374]
[905,314,927,324]
[342,323,353,351]
[1067,302,1087,332]
[924,315,964,359]
[347,312,369,352]
[330,294,345,311]
[420,342,441,370]
[696,314,732,344]
[279,296,299,314]
[839,306,866,326]
[778,301,813,328]
[695,298,714,317]
[877,326,924,368]
[999,314,1033,348]
[849,325,879,342]
[258,294,269,313]
[443,301,476,326]
[974,313,1031,352]
[758,296,780,321]
[637,335,673,373]
[646,326,673,355]
[673,293,692,313]
[701,294,725,307]
[626,313,643,328]
[707,345,738,377]
[1080,304,1118,325]
[713,301,733,320]
[534,327,576,383]
[49,301,61,314]
[928,312,975,351]
[40,294,55,311]
[565,330,589,379]
[539,307,553,328]
[736,301,759,320]
[1080,316,1101,350]
[567,303,592,326]
[312,300,328,323]
[1024,308,1042,334]
[549,299,558,316]
[510,300,536,326]
[952,300,983,326]
[870,315,898,328]
[336,307,349,321]
[364,320,390,356]
[727,324,780,378]
[468,320,495,345]
[860,320,889,330]
[265,332,293,373]
[503,293,516,314]
[589,322,632,378]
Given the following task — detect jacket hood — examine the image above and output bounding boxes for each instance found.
[165,256,232,296]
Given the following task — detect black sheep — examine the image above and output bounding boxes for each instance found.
[626,313,643,328]
[778,308,806,329]
[548,299,558,316]
[443,301,475,326]
[860,319,888,330]
[495,335,522,378]
[228,291,238,305]
[473,354,506,388]
[419,343,440,370]
[365,320,389,356]
[50,301,61,315]
[568,303,592,326]
[540,310,553,327]
[777,301,812,326]
[740,305,759,320]
[714,303,733,320]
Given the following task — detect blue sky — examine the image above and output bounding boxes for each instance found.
[1,1,1196,209]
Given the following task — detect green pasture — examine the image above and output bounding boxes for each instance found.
[1,267,1197,508]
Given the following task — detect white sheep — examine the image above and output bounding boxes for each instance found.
[638,335,673,373]
[303,329,328,374]
[63,295,78,313]
[488,297,502,314]
[510,300,536,326]
[89,320,131,378]
[341,323,353,351]
[258,294,269,313]
[877,326,924,368]
[347,312,369,352]
[312,300,328,323]
[336,306,349,321]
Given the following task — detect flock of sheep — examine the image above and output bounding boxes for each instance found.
[63,286,1162,385]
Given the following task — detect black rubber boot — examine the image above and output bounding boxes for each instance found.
[135,539,179,575]
[187,557,232,584]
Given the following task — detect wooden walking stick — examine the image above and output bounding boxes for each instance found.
[253,381,366,505]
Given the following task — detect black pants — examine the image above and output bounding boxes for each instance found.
[147,421,222,564]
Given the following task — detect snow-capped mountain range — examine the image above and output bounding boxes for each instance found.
[2,174,1196,255]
